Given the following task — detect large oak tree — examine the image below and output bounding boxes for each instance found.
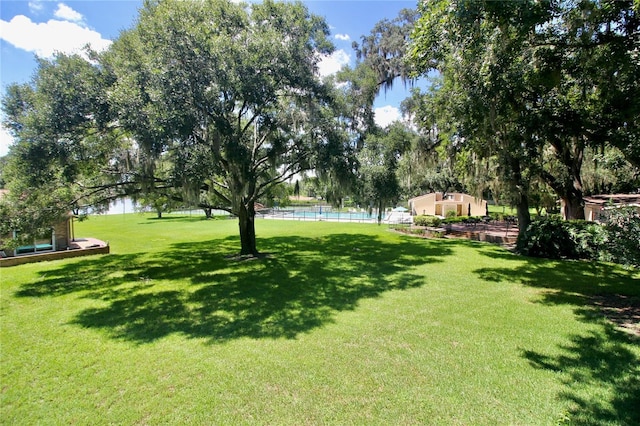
[2,0,348,256]
[107,0,340,256]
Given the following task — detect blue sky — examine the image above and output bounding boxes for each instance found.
[1,0,419,156]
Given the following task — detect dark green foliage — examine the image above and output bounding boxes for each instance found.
[566,220,609,261]
[442,216,467,225]
[487,212,518,223]
[603,208,640,267]
[517,212,639,267]
[1,0,343,257]
[355,123,415,223]
[413,215,441,227]
[516,217,604,260]
[409,0,640,226]
[353,8,419,90]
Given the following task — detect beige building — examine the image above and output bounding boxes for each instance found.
[409,192,487,217]
[572,194,640,222]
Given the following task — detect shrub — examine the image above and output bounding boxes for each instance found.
[517,217,569,259]
[603,208,640,267]
[516,217,605,260]
[463,217,482,225]
[413,215,442,227]
[442,216,466,225]
[388,224,410,232]
[445,210,457,219]
[488,212,502,221]
[566,220,607,260]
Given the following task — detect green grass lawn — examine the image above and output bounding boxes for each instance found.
[1,214,639,424]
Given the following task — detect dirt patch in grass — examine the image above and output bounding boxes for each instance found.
[591,294,640,337]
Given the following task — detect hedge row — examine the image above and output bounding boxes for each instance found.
[412,213,517,228]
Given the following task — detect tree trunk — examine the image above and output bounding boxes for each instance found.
[238,200,258,256]
[504,147,531,237]
[515,196,531,236]
[203,207,212,219]
[562,187,585,220]
[554,137,585,220]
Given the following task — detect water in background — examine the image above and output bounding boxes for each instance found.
[102,198,227,217]
[105,198,137,215]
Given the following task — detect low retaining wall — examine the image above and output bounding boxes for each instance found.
[392,225,517,246]
[446,230,517,245]
[0,244,109,267]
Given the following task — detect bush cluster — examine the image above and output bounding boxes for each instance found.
[413,214,517,227]
[516,209,640,267]
[413,215,442,227]
[487,212,518,223]
[603,208,640,267]
[442,216,466,224]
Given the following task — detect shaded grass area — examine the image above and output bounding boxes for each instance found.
[1,214,639,424]
[17,231,445,343]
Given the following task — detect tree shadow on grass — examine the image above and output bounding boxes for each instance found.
[473,249,640,425]
[474,246,640,305]
[17,233,450,344]
[524,327,640,425]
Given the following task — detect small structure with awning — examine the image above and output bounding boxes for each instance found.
[0,190,109,266]
[569,194,640,222]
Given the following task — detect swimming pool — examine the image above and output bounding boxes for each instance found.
[292,211,373,220]
[265,210,377,222]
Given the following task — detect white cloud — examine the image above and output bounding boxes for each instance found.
[54,3,83,22]
[317,49,350,77]
[0,15,112,59]
[28,1,45,14]
[334,33,350,41]
[374,105,401,128]
[0,125,14,157]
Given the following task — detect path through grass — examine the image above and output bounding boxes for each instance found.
[1,214,639,424]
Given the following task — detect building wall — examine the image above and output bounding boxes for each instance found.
[410,193,436,216]
[0,217,71,257]
[409,192,487,217]
[460,194,487,216]
[585,205,599,222]
[53,218,71,250]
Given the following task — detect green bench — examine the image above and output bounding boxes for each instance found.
[16,243,54,254]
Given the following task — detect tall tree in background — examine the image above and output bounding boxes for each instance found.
[329,9,424,212]
[408,1,554,232]
[531,0,640,218]
[356,122,412,223]
[353,8,420,90]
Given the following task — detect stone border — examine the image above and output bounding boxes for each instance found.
[390,225,518,246]
[0,242,109,267]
